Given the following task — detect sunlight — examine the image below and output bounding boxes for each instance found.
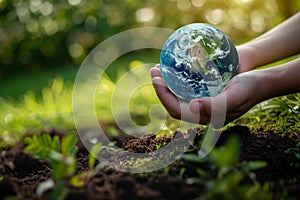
[191,0,206,8]
[68,0,82,6]
[236,0,254,3]
[205,9,225,25]
[251,11,265,33]
[177,0,191,11]
[135,7,155,23]
[69,43,84,58]
[40,1,53,16]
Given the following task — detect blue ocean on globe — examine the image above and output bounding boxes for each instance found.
[160,23,239,102]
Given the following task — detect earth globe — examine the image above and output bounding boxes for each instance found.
[160,23,239,102]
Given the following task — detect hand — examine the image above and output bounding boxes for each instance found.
[150,64,264,125]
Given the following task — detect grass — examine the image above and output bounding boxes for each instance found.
[0,66,79,99]
[0,50,299,147]
[0,78,74,147]
[0,50,168,148]
[0,50,160,99]
[236,94,300,135]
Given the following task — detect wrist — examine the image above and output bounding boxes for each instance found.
[258,60,299,100]
[236,45,256,73]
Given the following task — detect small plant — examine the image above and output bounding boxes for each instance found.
[181,135,270,200]
[284,142,300,159]
[155,141,167,150]
[24,132,78,200]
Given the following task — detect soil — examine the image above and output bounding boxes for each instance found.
[0,125,299,200]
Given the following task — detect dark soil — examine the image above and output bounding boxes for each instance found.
[1,125,299,200]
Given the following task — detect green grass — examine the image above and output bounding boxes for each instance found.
[0,50,167,147]
[0,50,299,148]
[0,78,75,147]
[0,50,160,99]
[235,94,300,135]
[0,66,79,99]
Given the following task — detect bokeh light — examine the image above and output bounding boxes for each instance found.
[0,0,299,74]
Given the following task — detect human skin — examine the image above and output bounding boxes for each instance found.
[150,12,300,125]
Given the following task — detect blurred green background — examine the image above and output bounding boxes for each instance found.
[0,0,299,98]
[0,0,299,147]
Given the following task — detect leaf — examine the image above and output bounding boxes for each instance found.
[61,133,78,155]
[25,144,37,153]
[195,168,211,178]
[33,134,39,144]
[284,148,292,154]
[210,135,240,168]
[180,154,207,164]
[41,133,52,147]
[243,161,267,171]
[88,143,103,168]
[52,135,60,152]
[69,146,79,156]
[70,172,91,187]
[24,136,33,145]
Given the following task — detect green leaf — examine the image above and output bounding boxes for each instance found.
[33,134,39,143]
[24,136,33,145]
[69,146,79,156]
[196,168,211,178]
[41,133,52,147]
[52,135,60,152]
[180,154,207,164]
[69,172,90,187]
[61,133,78,155]
[284,148,292,154]
[24,144,36,152]
[210,135,240,168]
[243,161,267,171]
[88,143,103,168]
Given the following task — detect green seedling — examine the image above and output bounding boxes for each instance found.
[284,141,300,160]
[183,135,269,200]
[24,132,78,200]
[155,141,167,150]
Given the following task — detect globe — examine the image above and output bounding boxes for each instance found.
[160,23,239,102]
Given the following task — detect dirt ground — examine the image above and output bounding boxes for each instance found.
[0,125,299,200]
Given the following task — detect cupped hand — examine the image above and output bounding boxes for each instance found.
[150,64,263,125]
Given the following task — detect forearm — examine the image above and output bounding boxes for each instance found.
[239,12,300,69]
[259,57,300,101]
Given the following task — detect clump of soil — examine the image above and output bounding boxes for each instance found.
[0,125,299,200]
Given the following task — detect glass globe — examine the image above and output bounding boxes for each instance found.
[160,23,239,102]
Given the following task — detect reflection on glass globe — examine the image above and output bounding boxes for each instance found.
[160,23,239,102]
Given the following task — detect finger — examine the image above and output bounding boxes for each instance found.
[152,77,205,123]
[189,97,211,124]
[152,77,181,118]
[190,93,227,128]
[177,99,203,123]
[150,67,161,79]
[190,97,210,115]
